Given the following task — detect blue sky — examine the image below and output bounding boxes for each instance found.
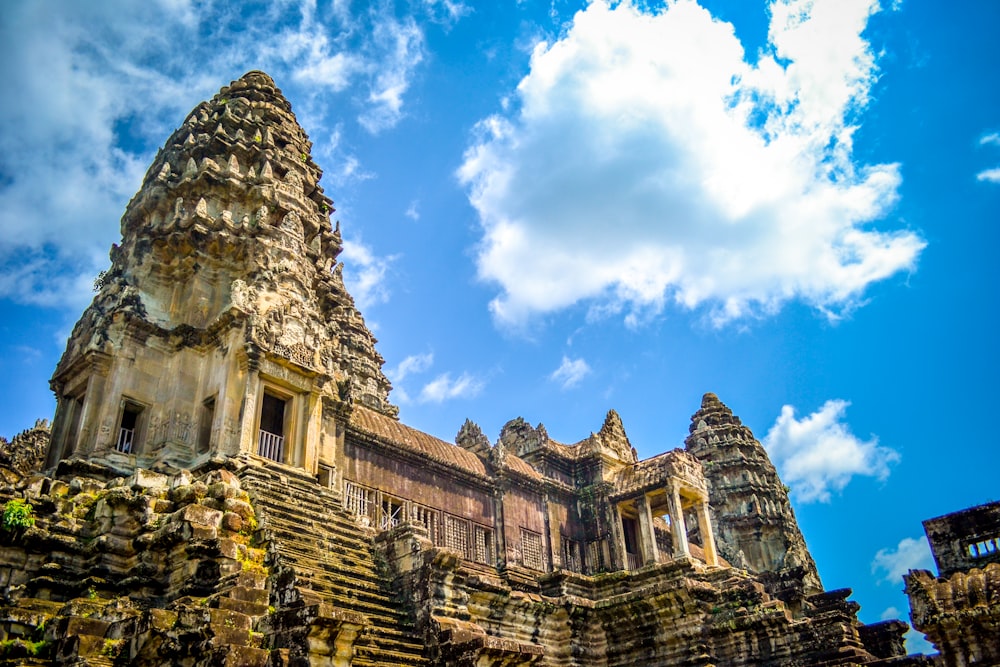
[2,0,998,653]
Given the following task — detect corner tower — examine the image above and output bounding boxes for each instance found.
[46,71,394,474]
[685,392,822,612]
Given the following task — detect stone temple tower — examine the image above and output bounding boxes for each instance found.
[685,392,822,612]
[46,71,394,474]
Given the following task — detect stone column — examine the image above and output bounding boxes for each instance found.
[609,502,628,571]
[301,389,322,475]
[493,485,508,570]
[546,494,562,571]
[238,365,261,456]
[636,493,659,565]
[696,501,719,566]
[669,485,690,559]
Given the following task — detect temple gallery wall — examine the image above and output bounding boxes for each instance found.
[0,71,995,667]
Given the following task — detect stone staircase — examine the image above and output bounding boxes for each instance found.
[239,462,429,666]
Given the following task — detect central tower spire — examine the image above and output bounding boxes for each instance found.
[47,71,395,473]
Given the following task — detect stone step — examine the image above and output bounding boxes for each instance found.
[238,469,430,665]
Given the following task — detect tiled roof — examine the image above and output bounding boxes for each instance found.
[350,406,546,483]
[501,452,543,481]
[349,406,489,477]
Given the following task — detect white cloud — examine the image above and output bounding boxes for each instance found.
[458,0,925,329]
[418,372,485,402]
[405,200,421,221]
[357,14,425,133]
[340,238,398,309]
[980,132,1000,147]
[872,536,934,584]
[978,132,1000,182]
[977,168,1000,183]
[763,399,900,503]
[387,352,435,384]
[0,0,431,311]
[421,0,471,27]
[549,356,592,389]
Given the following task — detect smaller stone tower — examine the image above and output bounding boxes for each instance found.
[685,392,822,612]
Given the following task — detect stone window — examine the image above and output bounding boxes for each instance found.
[967,537,1000,558]
[585,540,605,574]
[411,503,439,543]
[521,528,545,571]
[116,399,146,454]
[473,524,494,565]
[317,465,335,489]
[444,514,470,557]
[562,537,583,573]
[257,391,287,462]
[344,480,373,526]
[197,396,216,455]
[380,496,404,531]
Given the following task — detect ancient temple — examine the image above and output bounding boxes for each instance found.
[0,72,934,666]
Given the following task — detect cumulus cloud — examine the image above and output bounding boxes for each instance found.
[0,0,436,311]
[549,356,592,389]
[872,536,934,585]
[763,399,900,503]
[458,0,925,328]
[418,372,485,402]
[341,238,398,309]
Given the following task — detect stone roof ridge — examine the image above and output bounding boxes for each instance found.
[595,408,638,463]
[455,418,491,458]
[498,417,547,457]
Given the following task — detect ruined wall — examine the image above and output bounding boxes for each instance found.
[376,523,916,667]
[923,502,1000,577]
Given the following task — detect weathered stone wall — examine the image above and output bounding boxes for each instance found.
[376,522,917,667]
[0,463,275,665]
[906,563,1000,667]
[923,501,1000,577]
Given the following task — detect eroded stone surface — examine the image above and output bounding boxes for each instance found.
[685,392,823,612]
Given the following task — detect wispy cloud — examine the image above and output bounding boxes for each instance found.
[763,399,900,503]
[977,131,1000,183]
[459,0,924,329]
[872,536,934,584]
[418,372,485,402]
[0,0,440,311]
[405,200,421,221]
[388,352,434,384]
[340,238,398,309]
[549,356,591,389]
[387,352,483,404]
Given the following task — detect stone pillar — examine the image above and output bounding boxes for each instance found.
[301,389,322,475]
[546,494,562,571]
[238,365,261,456]
[493,486,508,570]
[669,485,690,559]
[696,501,719,566]
[636,493,659,565]
[609,502,628,571]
